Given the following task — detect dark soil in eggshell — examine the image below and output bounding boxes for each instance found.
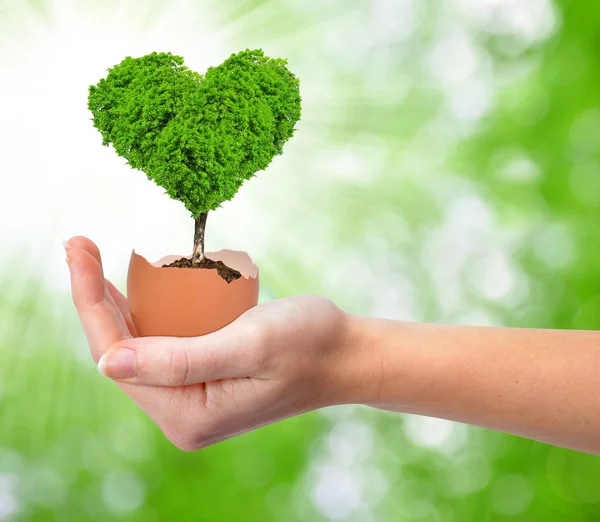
[162,257,242,283]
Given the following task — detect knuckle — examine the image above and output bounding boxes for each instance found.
[243,319,266,348]
[166,346,191,386]
[177,444,198,453]
[162,419,200,452]
[165,431,198,452]
[243,321,268,356]
[309,294,337,314]
[241,322,270,372]
[163,423,213,452]
[171,437,198,452]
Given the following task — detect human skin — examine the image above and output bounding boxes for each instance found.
[66,236,600,454]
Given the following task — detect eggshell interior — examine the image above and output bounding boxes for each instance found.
[127,250,259,338]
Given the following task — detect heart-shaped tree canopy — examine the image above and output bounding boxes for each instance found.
[88,49,301,217]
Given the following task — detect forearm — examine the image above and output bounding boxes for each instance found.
[344,314,600,455]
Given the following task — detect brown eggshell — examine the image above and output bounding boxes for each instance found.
[127,250,259,337]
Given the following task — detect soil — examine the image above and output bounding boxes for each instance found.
[162,257,242,284]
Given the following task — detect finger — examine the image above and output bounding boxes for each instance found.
[98,324,261,386]
[106,279,139,337]
[66,236,138,338]
[67,246,132,362]
[67,236,104,274]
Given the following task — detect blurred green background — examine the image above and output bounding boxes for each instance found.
[1,0,600,520]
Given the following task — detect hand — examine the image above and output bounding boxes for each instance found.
[66,236,368,450]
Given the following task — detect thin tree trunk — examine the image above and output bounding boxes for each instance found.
[191,212,208,263]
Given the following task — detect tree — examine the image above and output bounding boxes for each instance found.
[88,49,301,262]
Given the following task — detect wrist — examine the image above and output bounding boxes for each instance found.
[335,313,439,412]
[332,312,399,407]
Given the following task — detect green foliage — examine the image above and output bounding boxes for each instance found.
[88,49,301,217]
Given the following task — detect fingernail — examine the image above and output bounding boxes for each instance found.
[64,240,71,267]
[98,348,137,379]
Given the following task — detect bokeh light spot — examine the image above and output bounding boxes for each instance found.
[101,470,145,514]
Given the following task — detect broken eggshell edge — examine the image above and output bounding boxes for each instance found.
[127,249,259,338]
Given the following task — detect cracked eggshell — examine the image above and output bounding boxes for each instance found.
[127,250,259,337]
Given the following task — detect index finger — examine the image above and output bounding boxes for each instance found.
[67,243,132,362]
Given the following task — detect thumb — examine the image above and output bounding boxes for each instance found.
[98,326,260,386]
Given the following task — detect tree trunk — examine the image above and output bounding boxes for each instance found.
[191,212,208,263]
